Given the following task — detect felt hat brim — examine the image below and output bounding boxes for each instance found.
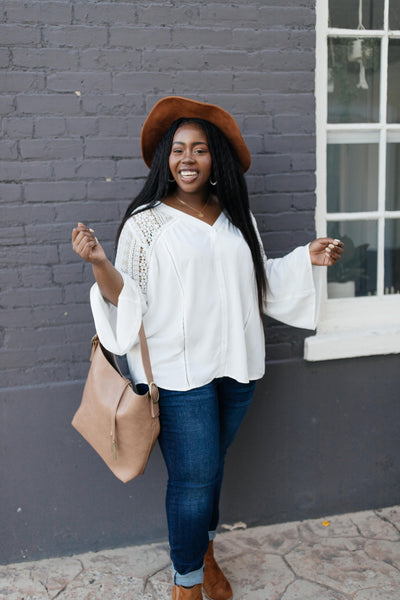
[140,96,251,172]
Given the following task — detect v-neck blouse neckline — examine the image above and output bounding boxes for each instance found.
[159,202,225,229]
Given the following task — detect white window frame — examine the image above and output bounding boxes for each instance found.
[305,0,400,361]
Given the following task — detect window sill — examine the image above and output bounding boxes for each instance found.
[304,326,400,361]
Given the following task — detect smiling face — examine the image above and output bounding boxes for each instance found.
[168,122,212,196]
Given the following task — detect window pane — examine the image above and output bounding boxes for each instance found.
[329,0,384,29]
[328,38,380,123]
[387,40,400,123]
[327,220,377,297]
[386,143,400,210]
[389,1,400,30]
[385,220,400,294]
[327,143,378,212]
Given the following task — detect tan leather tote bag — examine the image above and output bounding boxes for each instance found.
[72,324,160,483]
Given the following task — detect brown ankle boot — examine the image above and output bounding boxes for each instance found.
[203,541,233,600]
[172,583,203,599]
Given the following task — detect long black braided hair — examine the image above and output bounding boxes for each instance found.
[116,118,266,314]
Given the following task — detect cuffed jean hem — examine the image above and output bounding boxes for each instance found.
[173,564,204,587]
[208,529,217,541]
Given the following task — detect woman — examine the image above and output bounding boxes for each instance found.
[72,96,343,600]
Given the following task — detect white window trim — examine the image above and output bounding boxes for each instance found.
[305,0,400,361]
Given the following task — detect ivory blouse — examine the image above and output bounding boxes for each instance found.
[90,203,321,391]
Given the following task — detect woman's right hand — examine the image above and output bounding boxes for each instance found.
[71,222,107,265]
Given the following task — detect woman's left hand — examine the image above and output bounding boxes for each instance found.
[309,237,344,266]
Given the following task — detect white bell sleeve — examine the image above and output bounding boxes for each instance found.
[89,220,147,355]
[251,214,323,329]
[264,246,323,330]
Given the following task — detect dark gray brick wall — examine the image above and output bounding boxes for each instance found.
[2,0,399,572]
[0,0,323,563]
[1,0,317,391]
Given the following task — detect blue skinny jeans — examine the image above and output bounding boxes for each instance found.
[146,377,256,587]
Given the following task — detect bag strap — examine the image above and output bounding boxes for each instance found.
[138,323,159,403]
[138,323,154,386]
[91,323,159,403]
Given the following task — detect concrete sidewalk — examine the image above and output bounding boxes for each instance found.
[2,505,400,599]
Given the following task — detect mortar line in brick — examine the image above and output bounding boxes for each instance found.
[21,223,28,246]
[56,240,61,266]
[0,379,86,394]
[134,2,139,26]
[39,24,45,49]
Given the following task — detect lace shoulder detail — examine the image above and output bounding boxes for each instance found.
[115,206,171,296]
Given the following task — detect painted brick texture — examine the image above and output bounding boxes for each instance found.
[1,0,316,390]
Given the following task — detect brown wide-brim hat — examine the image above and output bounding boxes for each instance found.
[140,96,251,172]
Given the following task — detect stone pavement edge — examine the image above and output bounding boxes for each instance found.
[1,505,400,599]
